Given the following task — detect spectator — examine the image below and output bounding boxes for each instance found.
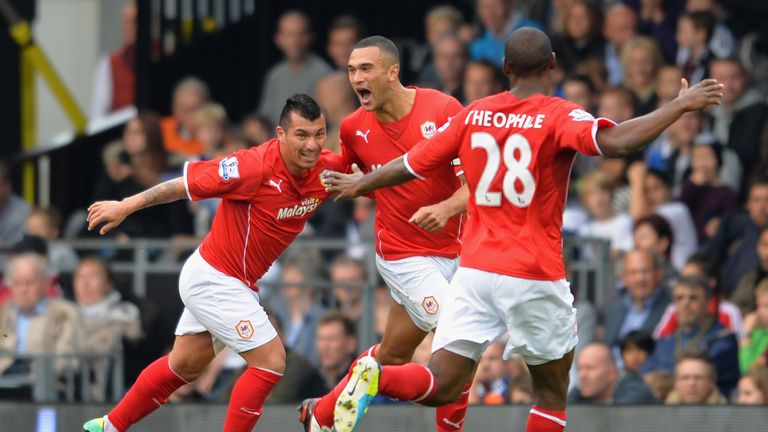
[257,11,331,125]
[315,312,358,392]
[315,72,358,154]
[632,214,677,289]
[462,59,506,104]
[568,342,656,404]
[24,207,79,273]
[423,35,467,101]
[274,254,326,364]
[603,249,671,349]
[326,15,364,70]
[194,103,231,159]
[99,141,132,186]
[598,86,638,124]
[738,279,768,373]
[655,252,744,340]
[0,236,63,305]
[508,374,535,405]
[665,352,727,404]
[469,342,508,405]
[731,226,768,314]
[574,57,609,93]
[90,0,136,120]
[709,58,768,185]
[621,36,665,114]
[562,75,597,114]
[685,0,735,59]
[703,176,768,295]
[655,65,684,103]
[330,253,367,321]
[680,142,739,242]
[628,165,698,270]
[161,77,209,160]
[469,0,541,66]
[643,276,740,396]
[0,254,81,383]
[632,0,680,62]
[675,11,716,84]
[553,0,605,75]
[578,171,634,258]
[603,4,638,86]
[644,370,674,402]
[643,110,701,177]
[416,5,465,88]
[0,162,31,246]
[619,330,655,375]
[239,113,273,148]
[736,368,768,405]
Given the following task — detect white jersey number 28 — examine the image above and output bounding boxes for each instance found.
[471,132,536,208]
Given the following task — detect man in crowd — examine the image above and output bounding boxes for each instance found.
[664,352,727,404]
[315,312,358,392]
[161,77,209,161]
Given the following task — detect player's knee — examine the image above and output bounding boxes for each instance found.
[262,343,287,375]
[376,349,411,366]
[170,354,209,381]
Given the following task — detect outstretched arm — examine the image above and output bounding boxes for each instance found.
[323,158,416,201]
[597,79,723,158]
[87,177,187,234]
[409,183,469,232]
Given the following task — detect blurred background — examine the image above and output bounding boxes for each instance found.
[1,0,768,430]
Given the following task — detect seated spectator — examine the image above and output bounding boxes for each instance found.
[469,0,541,66]
[194,103,231,160]
[0,236,63,305]
[274,253,326,364]
[0,161,31,246]
[553,0,605,75]
[315,72,358,154]
[423,35,467,101]
[598,86,638,124]
[462,59,505,104]
[578,171,634,258]
[633,214,677,289]
[655,65,684,103]
[99,141,132,187]
[731,226,768,314]
[416,6,465,89]
[315,312,357,392]
[709,58,768,184]
[643,276,740,396]
[24,207,79,273]
[621,36,664,114]
[90,1,136,119]
[574,57,609,94]
[739,279,768,373]
[0,254,81,385]
[680,142,739,242]
[568,342,656,404]
[675,11,716,84]
[655,252,744,339]
[628,165,698,270]
[665,352,727,405]
[469,342,507,405]
[330,253,367,321]
[619,330,655,376]
[602,4,637,87]
[603,249,671,349]
[161,77,208,161]
[643,110,701,181]
[257,10,331,125]
[326,15,364,70]
[562,75,597,114]
[239,112,273,147]
[704,177,768,295]
[644,370,674,402]
[736,368,768,405]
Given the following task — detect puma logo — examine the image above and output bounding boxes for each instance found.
[442,418,465,429]
[239,407,261,416]
[356,129,371,143]
[268,178,283,193]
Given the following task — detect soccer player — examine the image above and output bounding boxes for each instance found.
[82,94,345,432]
[298,36,472,432]
[322,28,723,432]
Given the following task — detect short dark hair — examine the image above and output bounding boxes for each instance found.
[318,311,357,338]
[619,330,655,355]
[330,253,365,276]
[330,14,365,38]
[467,59,507,89]
[676,350,716,380]
[681,11,717,42]
[674,275,711,298]
[355,35,400,64]
[634,214,674,257]
[645,168,671,188]
[78,255,115,285]
[504,28,552,78]
[685,252,720,281]
[278,93,324,129]
[564,74,596,94]
[748,174,768,192]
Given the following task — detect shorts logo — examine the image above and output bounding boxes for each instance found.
[219,157,240,181]
[421,121,437,139]
[421,296,439,315]
[236,320,254,339]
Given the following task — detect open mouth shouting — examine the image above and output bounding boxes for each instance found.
[356,87,373,107]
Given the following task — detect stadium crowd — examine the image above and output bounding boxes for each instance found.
[1,0,768,408]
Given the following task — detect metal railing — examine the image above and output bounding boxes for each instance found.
[0,351,124,403]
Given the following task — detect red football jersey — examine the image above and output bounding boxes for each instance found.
[406,92,615,280]
[184,139,345,290]
[340,87,464,260]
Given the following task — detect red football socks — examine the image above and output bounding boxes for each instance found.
[222,366,282,432]
[526,406,567,432]
[435,381,471,431]
[379,363,438,402]
[107,355,188,431]
[314,345,378,427]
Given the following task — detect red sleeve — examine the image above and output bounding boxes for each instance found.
[404,109,464,179]
[441,95,464,120]
[339,121,362,170]
[554,101,616,156]
[184,149,263,201]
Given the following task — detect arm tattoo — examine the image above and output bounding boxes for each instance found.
[138,178,186,210]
